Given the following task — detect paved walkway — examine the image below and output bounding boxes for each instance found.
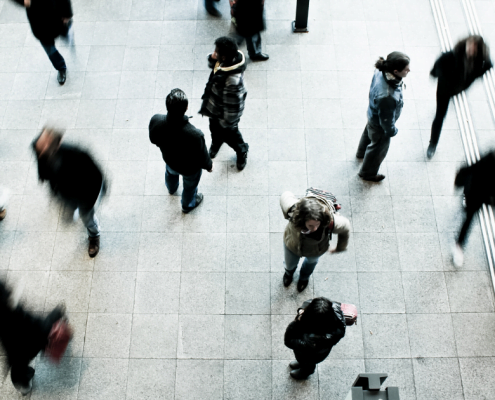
[0,0,495,399]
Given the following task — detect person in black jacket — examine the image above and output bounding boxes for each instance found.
[284,297,346,380]
[150,89,213,213]
[453,150,495,267]
[231,0,269,61]
[428,35,492,159]
[12,0,74,85]
[33,128,105,257]
[0,280,67,395]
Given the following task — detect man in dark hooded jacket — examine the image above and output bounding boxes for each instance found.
[199,36,249,170]
[12,0,73,85]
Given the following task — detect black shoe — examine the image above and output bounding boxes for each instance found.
[283,272,293,287]
[206,6,221,17]
[236,150,248,170]
[356,154,364,159]
[209,144,221,159]
[250,53,269,61]
[358,173,385,182]
[290,369,310,380]
[289,360,300,369]
[427,144,436,159]
[297,279,309,292]
[182,193,204,213]
[57,69,67,85]
[168,188,178,195]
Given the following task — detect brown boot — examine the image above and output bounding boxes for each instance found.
[0,208,6,221]
[88,236,100,258]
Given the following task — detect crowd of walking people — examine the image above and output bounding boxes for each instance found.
[0,0,494,395]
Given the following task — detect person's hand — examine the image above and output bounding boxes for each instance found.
[62,18,71,24]
[24,0,31,7]
[208,164,214,173]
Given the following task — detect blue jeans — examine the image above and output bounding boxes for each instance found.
[236,32,262,58]
[40,41,66,71]
[284,243,320,281]
[165,165,202,211]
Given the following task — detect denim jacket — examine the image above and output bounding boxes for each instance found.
[367,69,404,137]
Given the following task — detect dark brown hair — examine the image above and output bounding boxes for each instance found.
[296,297,342,334]
[454,35,490,62]
[375,51,410,73]
[291,197,331,230]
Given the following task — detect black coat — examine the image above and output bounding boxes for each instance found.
[149,114,213,176]
[233,0,265,37]
[431,49,492,96]
[455,151,495,207]
[12,0,73,42]
[37,144,103,208]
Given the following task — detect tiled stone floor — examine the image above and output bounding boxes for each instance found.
[0,0,495,398]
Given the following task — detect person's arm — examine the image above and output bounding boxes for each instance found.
[332,214,351,252]
[148,115,163,146]
[222,76,246,127]
[280,191,299,220]
[198,133,213,172]
[284,322,316,351]
[430,52,451,78]
[377,96,398,137]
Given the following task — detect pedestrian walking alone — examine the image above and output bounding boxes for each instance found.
[200,36,249,170]
[428,35,492,158]
[356,52,410,182]
[149,89,213,213]
[32,128,105,257]
[452,150,495,267]
[284,297,346,380]
[230,0,269,61]
[12,0,74,85]
[0,280,71,395]
[280,191,350,292]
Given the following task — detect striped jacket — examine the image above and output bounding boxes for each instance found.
[199,51,247,128]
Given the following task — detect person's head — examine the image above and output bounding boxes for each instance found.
[32,128,63,160]
[297,297,341,333]
[456,35,488,61]
[212,36,238,65]
[166,88,188,117]
[375,51,411,78]
[291,198,331,233]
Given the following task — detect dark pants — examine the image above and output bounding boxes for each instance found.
[236,32,262,58]
[204,0,216,11]
[430,81,451,146]
[458,192,484,246]
[209,118,249,155]
[165,165,202,211]
[294,349,331,377]
[40,40,66,71]
[356,122,391,178]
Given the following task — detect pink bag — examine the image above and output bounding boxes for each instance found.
[341,303,358,326]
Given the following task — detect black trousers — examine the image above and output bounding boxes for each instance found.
[294,349,331,377]
[209,118,249,154]
[430,81,452,146]
[458,195,484,246]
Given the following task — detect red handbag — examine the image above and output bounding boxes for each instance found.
[341,303,358,326]
[45,319,73,363]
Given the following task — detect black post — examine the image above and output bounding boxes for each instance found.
[292,0,310,33]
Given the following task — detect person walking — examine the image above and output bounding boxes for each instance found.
[199,36,249,170]
[284,297,346,380]
[13,0,73,85]
[149,88,213,213]
[32,128,105,257]
[205,0,221,17]
[230,0,269,61]
[280,191,350,292]
[356,52,410,182]
[428,35,492,158]
[452,150,495,267]
[0,280,71,395]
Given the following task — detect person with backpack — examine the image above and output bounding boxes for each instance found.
[453,150,495,267]
[427,35,492,159]
[284,297,346,380]
[356,52,410,182]
[280,190,350,292]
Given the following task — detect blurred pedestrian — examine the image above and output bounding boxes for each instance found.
[230,0,269,61]
[284,297,346,380]
[453,150,495,267]
[0,187,9,221]
[32,128,105,257]
[356,52,410,182]
[149,88,213,213]
[0,280,71,395]
[199,36,249,170]
[428,35,492,158]
[280,191,350,292]
[205,0,221,17]
[12,0,74,85]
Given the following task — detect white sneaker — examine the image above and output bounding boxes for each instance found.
[453,243,464,267]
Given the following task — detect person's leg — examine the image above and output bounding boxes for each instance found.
[283,243,301,286]
[11,363,35,395]
[299,255,320,281]
[457,203,480,247]
[204,0,221,16]
[356,124,371,158]
[221,123,249,169]
[291,351,318,379]
[359,123,391,179]
[40,40,67,71]
[181,169,203,211]
[165,165,180,195]
[246,32,262,57]
[428,81,451,157]
[209,118,225,157]
[79,205,100,257]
